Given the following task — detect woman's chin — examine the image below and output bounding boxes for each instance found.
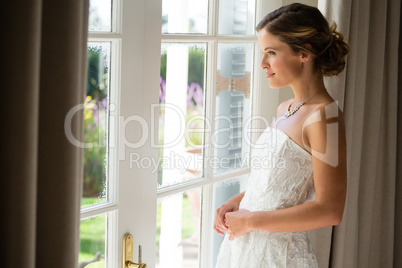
[267,82,282,89]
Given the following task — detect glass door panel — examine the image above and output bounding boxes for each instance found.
[214,43,254,174]
[156,188,202,268]
[218,0,256,35]
[80,2,117,264]
[79,41,112,267]
[161,0,209,34]
[79,215,106,268]
[89,0,112,32]
[156,0,259,267]
[158,43,207,188]
[81,42,111,208]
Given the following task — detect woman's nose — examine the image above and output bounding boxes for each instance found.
[260,55,269,69]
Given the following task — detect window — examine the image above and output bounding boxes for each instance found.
[156,1,259,267]
[79,0,120,266]
[75,0,287,267]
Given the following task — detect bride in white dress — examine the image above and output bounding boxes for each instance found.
[214,3,349,268]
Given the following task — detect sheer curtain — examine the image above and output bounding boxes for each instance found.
[309,0,402,267]
[1,0,88,267]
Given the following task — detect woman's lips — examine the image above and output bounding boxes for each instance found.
[267,73,275,78]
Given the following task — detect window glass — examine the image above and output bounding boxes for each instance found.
[218,0,256,35]
[156,189,201,268]
[89,0,112,32]
[158,1,257,267]
[81,42,111,208]
[162,0,208,34]
[79,214,106,268]
[158,43,206,188]
[214,43,253,174]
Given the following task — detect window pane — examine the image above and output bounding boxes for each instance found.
[218,0,256,35]
[214,43,253,174]
[81,42,111,208]
[162,0,208,34]
[210,176,248,267]
[89,0,112,32]
[156,189,201,268]
[79,214,106,268]
[158,43,206,188]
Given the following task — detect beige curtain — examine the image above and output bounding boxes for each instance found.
[308,0,402,267]
[1,0,88,267]
[396,12,402,267]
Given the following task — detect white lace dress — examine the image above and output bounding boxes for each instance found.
[215,127,318,268]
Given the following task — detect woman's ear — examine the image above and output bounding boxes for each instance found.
[300,43,313,62]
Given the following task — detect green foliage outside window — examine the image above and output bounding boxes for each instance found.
[82,45,108,199]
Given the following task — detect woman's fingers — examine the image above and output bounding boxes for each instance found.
[213,225,224,235]
[213,204,240,235]
[224,212,233,221]
[213,208,229,235]
[215,224,228,235]
[218,219,228,232]
[227,229,236,241]
[218,209,229,227]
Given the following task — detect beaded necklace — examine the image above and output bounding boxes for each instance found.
[284,91,325,118]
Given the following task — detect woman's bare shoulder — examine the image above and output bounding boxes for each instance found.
[304,92,341,118]
[303,99,346,159]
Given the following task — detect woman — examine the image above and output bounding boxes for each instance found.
[214,3,349,268]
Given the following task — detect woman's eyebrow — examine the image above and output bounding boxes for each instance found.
[264,47,278,51]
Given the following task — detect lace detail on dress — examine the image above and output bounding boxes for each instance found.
[215,127,318,268]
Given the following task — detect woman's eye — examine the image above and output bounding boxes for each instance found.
[268,51,276,55]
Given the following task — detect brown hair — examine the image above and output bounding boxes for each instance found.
[256,3,350,76]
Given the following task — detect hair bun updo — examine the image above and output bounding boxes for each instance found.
[256,3,350,77]
[316,23,350,76]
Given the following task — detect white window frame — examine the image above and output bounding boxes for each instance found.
[79,0,123,266]
[157,1,269,267]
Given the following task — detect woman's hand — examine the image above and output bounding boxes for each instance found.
[225,209,254,241]
[213,199,240,235]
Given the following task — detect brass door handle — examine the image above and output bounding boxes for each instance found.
[123,233,147,268]
[127,262,147,268]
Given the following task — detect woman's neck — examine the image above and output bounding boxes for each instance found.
[290,74,326,103]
